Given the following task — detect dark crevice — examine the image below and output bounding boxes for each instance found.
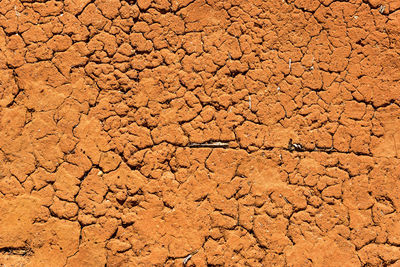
[0,246,33,256]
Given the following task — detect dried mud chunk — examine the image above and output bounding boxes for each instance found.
[0,106,26,143]
[237,154,286,195]
[8,152,36,183]
[2,207,81,266]
[321,184,342,201]
[106,239,132,253]
[137,0,152,10]
[26,83,69,112]
[0,152,10,180]
[302,69,323,90]
[179,0,228,31]
[235,121,265,148]
[203,238,226,266]
[0,196,40,247]
[206,149,245,182]
[238,204,254,231]
[130,33,153,53]
[369,159,400,207]
[348,208,373,231]
[21,24,49,44]
[380,51,400,81]
[182,32,203,54]
[66,149,93,174]
[0,69,19,107]
[386,11,400,48]
[88,32,118,56]
[95,0,121,19]
[78,3,108,30]
[208,192,237,218]
[52,45,88,77]
[103,163,146,195]
[0,11,18,35]
[32,1,63,16]
[350,226,378,250]
[162,205,210,258]
[0,176,24,196]
[25,111,58,139]
[25,43,54,62]
[370,105,400,157]
[130,200,210,260]
[66,242,107,267]
[32,135,64,172]
[56,101,85,136]
[49,197,79,219]
[152,0,171,11]
[210,211,237,229]
[285,238,360,266]
[331,46,351,69]
[31,185,55,207]
[74,115,112,164]
[120,3,140,19]
[386,218,400,246]
[126,123,153,149]
[47,35,73,52]
[99,151,121,173]
[220,36,242,59]
[14,62,68,111]
[343,101,366,120]
[333,125,351,152]
[358,244,400,266]
[151,124,188,146]
[4,34,26,68]
[315,203,348,232]
[63,0,91,14]
[256,101,285,125]
[60,12,90,41]
[253,214,291,253]
[76,169,108,214]
[82,217,118,245]
[53,164,83,201]
[31,218,81,265]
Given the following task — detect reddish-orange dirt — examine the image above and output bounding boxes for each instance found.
[1,0,400,266]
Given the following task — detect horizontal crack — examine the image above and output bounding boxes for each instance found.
[186,140,372,156]
[0,246,33,256]
[188,141,230,148]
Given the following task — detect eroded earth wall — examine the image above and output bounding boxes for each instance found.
[1,0,400,266]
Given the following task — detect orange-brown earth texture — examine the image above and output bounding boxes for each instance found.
[0,0,400,266]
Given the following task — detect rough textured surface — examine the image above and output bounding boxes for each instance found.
[0,0,400,266]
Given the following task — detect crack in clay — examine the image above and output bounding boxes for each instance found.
[188,141,230,148]
[0,246,32,256]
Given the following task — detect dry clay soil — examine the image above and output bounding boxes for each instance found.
[1,0,400,266]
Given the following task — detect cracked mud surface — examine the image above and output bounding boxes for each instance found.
[0,0,400,266]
